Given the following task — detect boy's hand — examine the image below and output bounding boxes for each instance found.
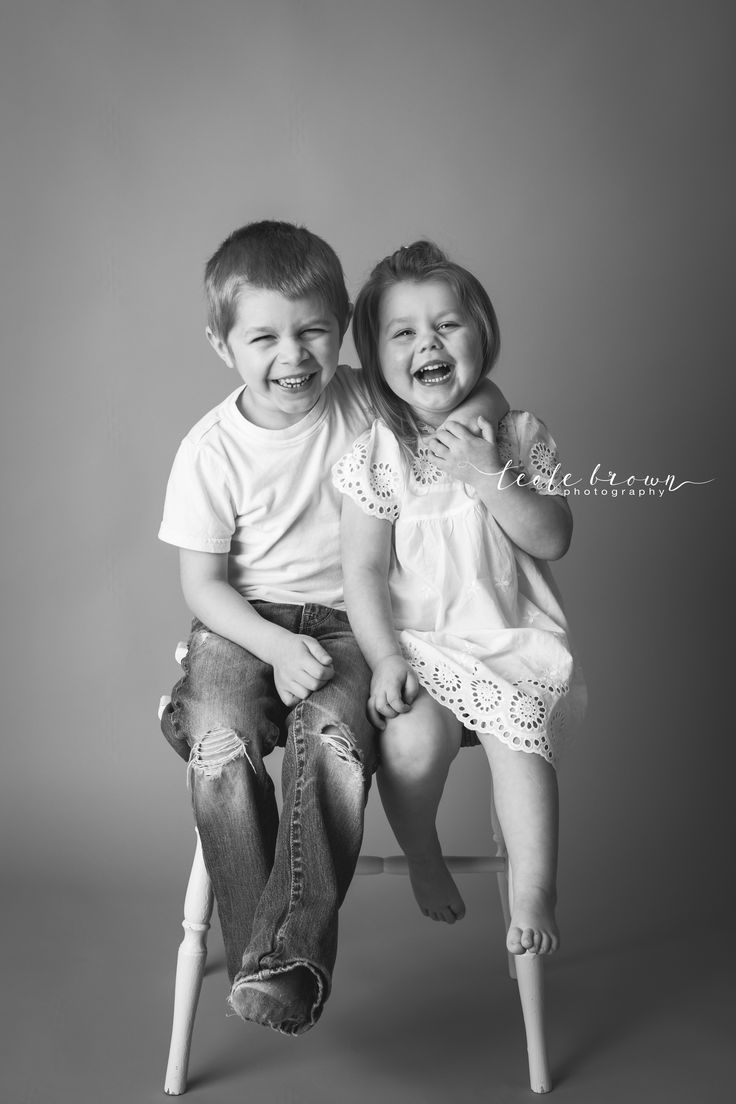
[427,416,502,484]
[273,634,334,707]
[368,655,420,729]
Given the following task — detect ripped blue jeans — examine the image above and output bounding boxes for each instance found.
[160,602,376,1032]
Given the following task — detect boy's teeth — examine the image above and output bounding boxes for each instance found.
[275,375,313,390]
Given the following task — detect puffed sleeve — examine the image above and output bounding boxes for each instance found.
[331,420,405,522]
[497,411,567,497]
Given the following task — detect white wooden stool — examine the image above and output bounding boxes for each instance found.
[160,646,550,1096]
[163,825,550,1095]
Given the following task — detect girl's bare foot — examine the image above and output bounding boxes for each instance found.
[507,887,559,955]
[407,853,466,923]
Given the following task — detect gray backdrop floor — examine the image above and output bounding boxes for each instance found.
[4,870,732,1104]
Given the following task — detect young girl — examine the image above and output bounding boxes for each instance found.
[333,242,585,956]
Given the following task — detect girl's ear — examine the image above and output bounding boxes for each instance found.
[206,327,234,369]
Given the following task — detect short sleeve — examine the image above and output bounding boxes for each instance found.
[497,411,567,497]
[158,437,236,551]
[331,420,404,522]
[332,362,374,423]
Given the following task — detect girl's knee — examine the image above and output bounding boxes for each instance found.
[380,717,459,780]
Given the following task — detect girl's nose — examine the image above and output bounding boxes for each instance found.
[418,329,442,353]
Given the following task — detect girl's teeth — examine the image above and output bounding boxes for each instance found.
[417,365,452,384]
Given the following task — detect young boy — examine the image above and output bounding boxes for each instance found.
[159,221,506,1035]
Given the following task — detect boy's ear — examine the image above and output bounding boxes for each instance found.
[206,326,233,368]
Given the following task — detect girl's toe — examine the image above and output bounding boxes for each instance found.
[507,926,522,953]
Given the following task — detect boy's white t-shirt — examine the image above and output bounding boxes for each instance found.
[158,366,372,610]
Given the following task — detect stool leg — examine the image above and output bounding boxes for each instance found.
[490,798,516,981]
[515,952,550,1093]
[506,864,551,1094]
[164,830,214,1096]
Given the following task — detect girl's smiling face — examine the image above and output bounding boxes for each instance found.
[377,279,484,427]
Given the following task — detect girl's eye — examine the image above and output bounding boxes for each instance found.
[250,334,273,344]
[393,328,413,339]
[302,327,327,337]
[439,321,459,331]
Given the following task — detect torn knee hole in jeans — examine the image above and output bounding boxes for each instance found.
[320,725,364,780]
[187,727,255,786]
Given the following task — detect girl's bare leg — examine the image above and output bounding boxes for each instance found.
[378,688,465,922]
[479,735,560,955]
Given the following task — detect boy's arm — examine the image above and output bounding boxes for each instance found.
[440,377,509,433]
[179,549,334,704]
[426,421,572,560]
[340,499,419,727]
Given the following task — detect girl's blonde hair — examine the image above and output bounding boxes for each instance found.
[352,241,500,448]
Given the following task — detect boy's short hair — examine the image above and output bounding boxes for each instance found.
[352,240,500,445]
[205,220,352,341]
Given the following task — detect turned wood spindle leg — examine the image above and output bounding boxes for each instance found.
[164,830,214,1096]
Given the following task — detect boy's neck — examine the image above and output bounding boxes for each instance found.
[236,386,324,430]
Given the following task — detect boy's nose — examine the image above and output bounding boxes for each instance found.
[278,338,306,366]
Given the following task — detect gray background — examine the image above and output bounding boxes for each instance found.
[2,1,733,1101]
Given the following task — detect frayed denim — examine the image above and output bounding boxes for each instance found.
[161,602,376,1033]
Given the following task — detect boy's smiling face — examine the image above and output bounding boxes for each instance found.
[207,286,342,429]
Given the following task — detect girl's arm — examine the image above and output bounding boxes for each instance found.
[179,548,335,703]
[428,419,572,560]
[340,498,420,727]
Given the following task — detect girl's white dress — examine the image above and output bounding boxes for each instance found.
[333,411,586,768]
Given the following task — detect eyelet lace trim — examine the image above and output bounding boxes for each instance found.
[333,439,400,521]
[411,446,442,487]
[402,641,573,764]
[496,423,515,468]
[369,461,399,499]
[528,440,555,476]
[495,417,564,494]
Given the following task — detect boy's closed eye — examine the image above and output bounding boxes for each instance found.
[250,326,328,342]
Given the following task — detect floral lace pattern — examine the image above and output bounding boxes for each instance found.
[529,440,557,477]
[495,425,515,468]
[333,438,400,520]
[370,461,400,500]
[411,447,443,487]
[496,414,564,495]
[401,641,573,764]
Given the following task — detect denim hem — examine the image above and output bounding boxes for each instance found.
[229,960,327,1036]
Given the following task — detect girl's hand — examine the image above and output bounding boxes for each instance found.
[368,655,420,729]
[272,633,335,707]
[427,416,503,484]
